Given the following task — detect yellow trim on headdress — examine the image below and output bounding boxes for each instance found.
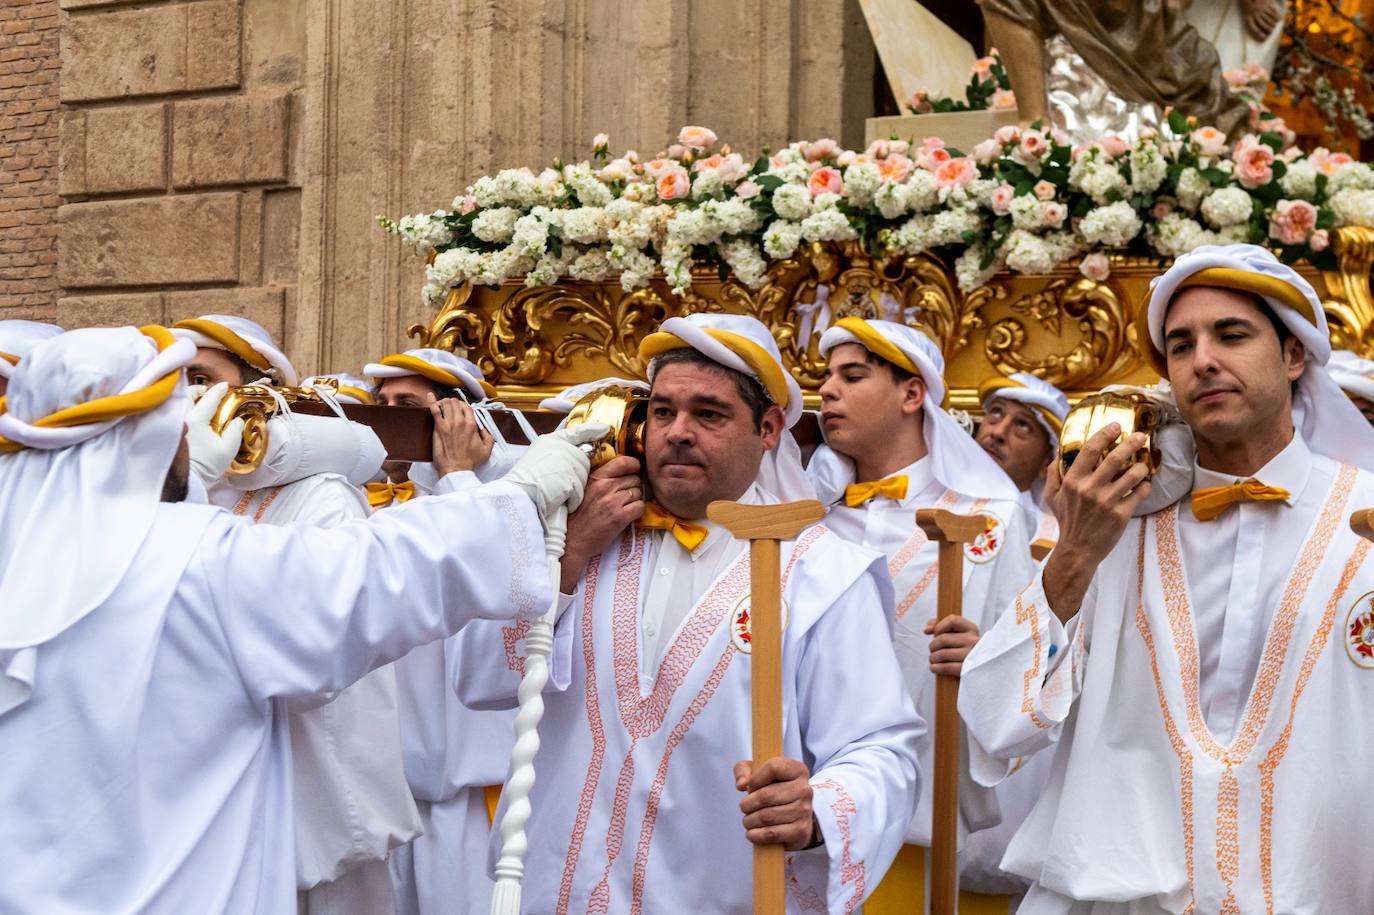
[1137,267,1320,374]
[376,354,497,399]
[0,352,17,366]
[0,325,183,453]
[336,385,375,405]
[831,316,920,377]
[977,377,1065,436]
[171,318,273,372]
[638,328,791,409]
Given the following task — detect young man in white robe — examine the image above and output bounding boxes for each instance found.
[0,318,61,396]
[959,243,1374,913]
[360,348,520,915]
[452,313,923,914]
[805,317,1035,912]
[976,372,1070,554]
[171,314,420,914]
[0,325,599,914]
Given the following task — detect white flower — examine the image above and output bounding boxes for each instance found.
[561,207,610,244]
[762,220,804,259]
[511,212,551,256]
[1200,186,1254,228]
[1078,201,1142,247]
[1332,162,1374,192]
[395,212,454,252]
[471,207,521,243]
[811,192,843,212]
[799,208,859,243]
[690,169,727,200]
[772,184,813,220]
[1149,213,1215,257]
[1128,142,1168,194]
[1070,154,1128,205]
[1331,188,1374,226]
[904,170,940,213]
[569,247,613,282]
[421,281,449,308]
[718,238,768,288]
[765,161,811,184]
[1009,193,1044,230]
[954,245,1000,291]
[1279,161,1319,200]
[874,182,909,220]
[843,162,881,207]
[1003,229,1059,274]
[1175,167,1210,212]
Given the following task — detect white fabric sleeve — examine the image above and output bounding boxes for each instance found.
[432,470,480,494]
[447,582,578,710]
[786,573,925,914]
[958,569,1087,788]
[205,480,550,702]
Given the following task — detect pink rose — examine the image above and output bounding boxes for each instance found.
[1235,142,1276,189]
[993,125,1021,146]
[1191,126,1228,158]
[933,156,977,190]
[1310,228,1330,251]
[693,154,726,172]
[592,132,610,149]
[1079,252,1111,282]
[971,56,997,83]
[866,140,891,159]
[1033,180,1057,201]
[805,138,840,162]
[1097,135,1129,159]
[1042,201,1067,227]
[656,168,691,200]
[909,89,933,114]
[878,154,913,183]
[677,126,718,151]
[992,89,1017,110]
[457,195,478,214]
[1319,151,1355,176]
[1151,200,1174,219]
[769,155,787,171]
[808,166,844,197]
[922,136,946,151]
[970,138,1002,164]
[666,144,688,160]
[1223,68,1250,90]
[644,157,677,179]
[735,180,762,200]
[990,183,1015,215]
[1015,130,1048,163]
[917,146,952,172]
[1269,199,1318,245]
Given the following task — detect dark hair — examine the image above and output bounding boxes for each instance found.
[228,352,265,385]
[651,347,771,431]
[371,377,466,402]
[1254,296,1295,347]
[858,347,917,384]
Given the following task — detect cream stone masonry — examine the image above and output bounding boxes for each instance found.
[9,0,881,373]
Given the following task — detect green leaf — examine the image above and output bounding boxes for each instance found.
[1167,109,1189,135]
[1316,207,1336,230]
[754,174,784,191]
[1259,132,1284,153]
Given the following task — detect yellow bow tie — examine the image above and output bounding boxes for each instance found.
[1190,479,1290,521]
[366,480,417,509]
[844,475,909,507]
[637,502,711,552]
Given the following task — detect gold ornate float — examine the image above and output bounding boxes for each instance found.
[410,227,1374,409]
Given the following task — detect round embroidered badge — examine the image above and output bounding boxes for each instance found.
[728,594,790,653]
[963,511,1005,564]
[1345,590,1374,669]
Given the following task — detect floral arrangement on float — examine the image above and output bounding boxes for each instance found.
[381,115,1374,307]
[906,50,1018,115]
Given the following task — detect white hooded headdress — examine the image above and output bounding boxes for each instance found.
[171,314,298,387]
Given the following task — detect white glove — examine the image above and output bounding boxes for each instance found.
[185,382,246,486]
[501,423,609,521]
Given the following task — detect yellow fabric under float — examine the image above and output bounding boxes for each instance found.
[864,844,1015,915]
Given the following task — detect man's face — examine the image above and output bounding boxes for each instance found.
[1351,395,1374,426]
[187,347,255,387]
[645,362,783,520]
[376,375,444,407]
[1164,286,1305,449]
[976,397,1054,491]
[817,343,925,458]
[161,429,191,503]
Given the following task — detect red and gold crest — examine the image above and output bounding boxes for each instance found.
[963,511,1005,564]
[729,594,790,654]
[1346,590,1374,669]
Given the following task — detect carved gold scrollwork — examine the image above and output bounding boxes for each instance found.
[1323,226,1374,357]
[981,277,1141,388]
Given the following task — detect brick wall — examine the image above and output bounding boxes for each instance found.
[53,0,302,346]
[0,0,59,318]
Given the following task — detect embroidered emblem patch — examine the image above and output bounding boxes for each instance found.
[1345,590,1374,669]
[963,511,1005,564]
[729,594,790,653]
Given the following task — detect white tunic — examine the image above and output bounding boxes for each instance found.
[822,455,1036,849]
[959,436,1374,913]
[226,475,422,912]
[0,482,548,915]
[451,504,924,914]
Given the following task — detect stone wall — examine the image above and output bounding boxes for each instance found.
[0,0,59,320]
[6,0,879,376]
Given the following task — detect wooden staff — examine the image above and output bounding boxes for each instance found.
[915,508,992,915]
[708,498,826,915]
[1352,508,1374,541]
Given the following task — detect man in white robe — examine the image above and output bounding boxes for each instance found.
[0,325,598,914]
[360,349,518,915]
[0,318,61,396]
[805,317,1034,912]
[453,313,923,914]
[960,243,1374,913]
[976,372,1070,554]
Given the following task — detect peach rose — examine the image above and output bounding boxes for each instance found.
[1317,151,1355,176]
[666,144,688,160]
[909,89,933,114]
[878,154,913,183]
[1191,126,1228,158]
[970,138,1002,164]
[735,180,762,200]
[1042,201,1067,227]
[656,168,691,200]
[917,145,952,172]
[933,156,977,190]
[1079,252,1111,282]
[1016,130,1049,162]
[1310,228,1330,251]
[993,125,1021,146]
[693,154,725,172]
[677,126,718,151]
[643,157,677,179]
[990,183,1015,215]
[992,89,1017,110]
[1033,180,1057,201]
[1269,199,1318,245]
[1097,135,1129,159]
[971,56,997,83]
[805,138,841,162]
[1151,200,1174,219]
[808,166,844,197]
[1235,141,1275,189]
